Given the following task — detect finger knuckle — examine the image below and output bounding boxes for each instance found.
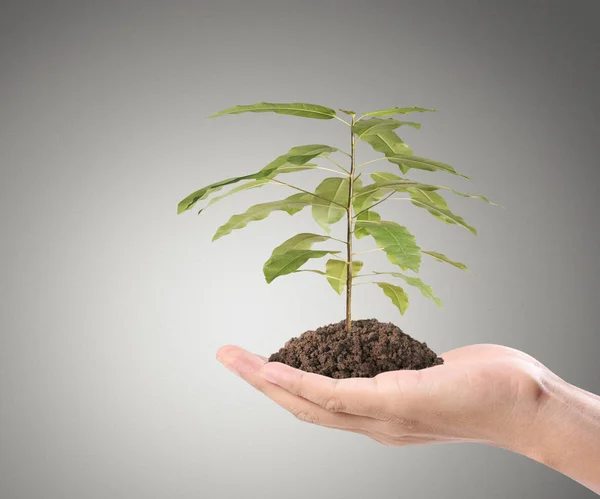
[292,409,320,425]
[323,396,345,413]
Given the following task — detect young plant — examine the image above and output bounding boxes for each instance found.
[178,102,497,335]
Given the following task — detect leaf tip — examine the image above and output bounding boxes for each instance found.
[177,200,189,214]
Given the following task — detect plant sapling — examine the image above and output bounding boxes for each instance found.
[178,102,497,378]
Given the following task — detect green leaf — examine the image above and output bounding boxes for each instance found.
[352,117,421,140]
[209,102,337,120]
[263,232,335,283]
[325,259,347,294]
[423,250,468,271]
[263,249,340,283]
[369,171,404,182]
[200,179,270,214]
[261,144,337,173]
[374,282,410,315]
[370,172,498,206]
[353,175,424,213]
[312,177,349,232]
[212,193,313,241]
[339,108,356,116]
[352,183,388,213]
[178,174,260,214]
[444,189,499,206]
[364,173,485,231]
[410,197,477,234]
[353,177,434,214]
[354,210,381,239]
[372,272,442,307]
[407,188,453,224]
[359,130,414,158]
[269,233,330,257]
[354,220,421,272]
[178,144,336,214]
[361,107,436,118]
[352,260,364,277]
[324,259,364,294]
[384,154,470,179]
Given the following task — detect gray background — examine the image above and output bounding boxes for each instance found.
[1,0,598,497]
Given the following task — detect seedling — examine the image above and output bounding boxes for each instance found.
[178,102,497,336]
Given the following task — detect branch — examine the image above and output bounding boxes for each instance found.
[269,179,348,209]
[297,269,346,282]
[316,166,349,176]
[352,248,384,256]
[353,191,396,219]
[325,156,351,174]
[334,115,351,127]
[355,157,387,168]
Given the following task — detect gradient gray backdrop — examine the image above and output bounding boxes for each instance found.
[1,1,599,498]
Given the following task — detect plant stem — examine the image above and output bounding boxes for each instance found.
[353,191,396,219]
[355,157,386,168]
[269,179,347,209]
[353,247,384,256]
[316,166,348,176]
[346,117,356,335]
[325,156,351,174]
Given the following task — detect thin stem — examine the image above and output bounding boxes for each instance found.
[316,166,349,176]
[334,115,351,127]
[326,235,348,244]
[355,157,386,168]
[298,270,346,282]
[354,272,383,278]
[269,179,347,209]
[353,191,396,219]
[330,254,348,262]
[345,116,356,335]
[325,156,351,174]
[353,247,384,256]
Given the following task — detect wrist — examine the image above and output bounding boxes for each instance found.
[499,366,600,491]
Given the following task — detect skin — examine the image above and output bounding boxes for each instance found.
[216,344,600,494]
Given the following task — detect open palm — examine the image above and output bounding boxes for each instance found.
[216,343,547,449]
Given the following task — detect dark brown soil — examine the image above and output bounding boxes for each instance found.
[268,318,444,379]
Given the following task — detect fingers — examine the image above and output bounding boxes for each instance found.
[260,360,389,419]
[216,345,376,433]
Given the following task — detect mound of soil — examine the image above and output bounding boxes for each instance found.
[268,318,443,379]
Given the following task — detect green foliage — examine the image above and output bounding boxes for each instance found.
[212,193,312,241]
[209,102,337,120]
[423,250,469,271]
[352,117,421,140]
[324,260,364,294]
[264,249,340,284]
[178,101,496,320]
[374,282,409,314]
[354,210,381,239]
[354,219,422,272]
[312,177,349,232]
[360,106,436,118]
[178,144,335,214]
[371,272,442,307]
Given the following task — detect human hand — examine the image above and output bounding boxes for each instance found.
[217,343,600,492]
[215,343,546,450]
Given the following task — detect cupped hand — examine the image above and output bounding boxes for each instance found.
[216,344,549,451]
